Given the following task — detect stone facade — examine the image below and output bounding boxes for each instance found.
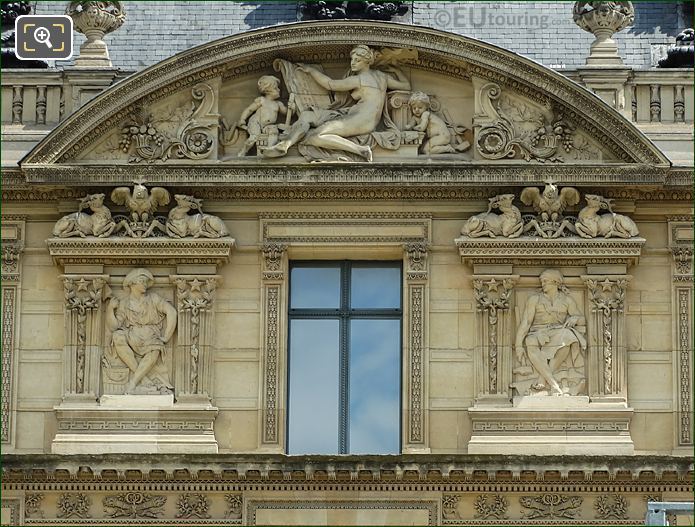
[1,6,693,527]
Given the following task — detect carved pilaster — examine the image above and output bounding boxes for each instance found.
[669,219,693,446]
[582,275,630,402]
[403,242,429,452]
[171,275,220,403]
[260,243,288,450]
[61,275,108,401]
[2,219,25,444]
[473,276,518,403]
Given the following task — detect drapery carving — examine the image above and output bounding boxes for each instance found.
[473,276,517,400]
[582,275,630,400]
[62,275,108,399]
[514,270,587,397]
[171,275,220,402]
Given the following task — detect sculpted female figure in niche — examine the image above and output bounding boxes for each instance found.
[106,268,177,394]
[263,44,411,161]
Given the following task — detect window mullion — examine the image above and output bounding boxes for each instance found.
[339,262,351,454]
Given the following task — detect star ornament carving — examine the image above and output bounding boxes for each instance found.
[189,278,202,292]
[600,279,614,292]
[76,278,89,292]
[486,278,499,291]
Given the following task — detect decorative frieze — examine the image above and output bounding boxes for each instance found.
[103,492,166,519]
[474,494,509,520]
[519,493,583,519]
[24,493,44,519]
[594,494,629,520]
[57,493,92,519]
[176,493,210,519]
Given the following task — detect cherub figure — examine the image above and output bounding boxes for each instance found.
[405,92,468,155]
[234,75,289,156]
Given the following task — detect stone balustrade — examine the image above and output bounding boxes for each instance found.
[629,69,694,124]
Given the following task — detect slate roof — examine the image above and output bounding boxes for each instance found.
[33,1,684,71]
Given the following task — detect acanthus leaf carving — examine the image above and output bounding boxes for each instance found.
[1,242,23,278]
[262,242,287,281]
[404,241,429,280]
[672,246,693,276]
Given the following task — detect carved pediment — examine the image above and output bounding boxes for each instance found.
[21,21,669,184]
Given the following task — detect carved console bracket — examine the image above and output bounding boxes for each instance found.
[259,213,431,453]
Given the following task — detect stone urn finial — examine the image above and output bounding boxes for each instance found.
[66,1,126,68]
[573,1,635,66]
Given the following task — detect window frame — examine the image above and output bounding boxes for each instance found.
[287,260,403,454]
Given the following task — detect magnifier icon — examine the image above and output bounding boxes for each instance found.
[33,26,53,49]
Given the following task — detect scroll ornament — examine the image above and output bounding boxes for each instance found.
[119,83,216,163]
[476,82,575,163]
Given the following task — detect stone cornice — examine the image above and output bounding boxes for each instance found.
[2,454,692,482]
[46,237,235,267]
[455,237,646,267]
[16,163,686,186]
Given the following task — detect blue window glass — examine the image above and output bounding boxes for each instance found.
[287,262,402,454]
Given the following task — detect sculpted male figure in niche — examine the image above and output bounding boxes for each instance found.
[263,44,411,161]
[514,269,587,396]
[106,268,177,394]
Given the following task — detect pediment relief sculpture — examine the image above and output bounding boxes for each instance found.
[104,268,177,395]
[513,269,587,397]
[117,83,218,163]
[475,82,602,163]
[51,183,229,240]
[222,45,473,162]
[459,181,640,240]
